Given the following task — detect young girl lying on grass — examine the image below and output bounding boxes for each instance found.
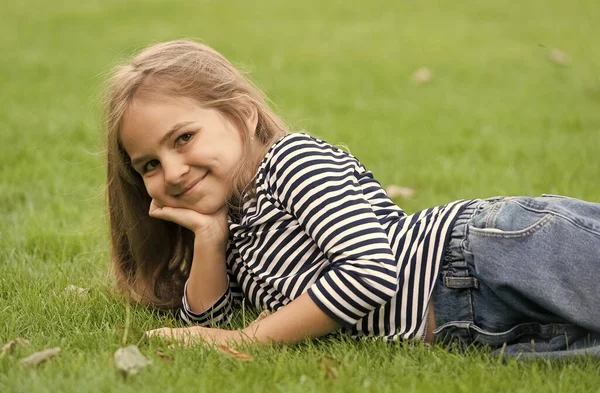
[104,39,600,358]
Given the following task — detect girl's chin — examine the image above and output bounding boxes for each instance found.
[188,200,226,215]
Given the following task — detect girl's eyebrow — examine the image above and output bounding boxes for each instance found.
[130,121,194,168]
[160,121,194,144]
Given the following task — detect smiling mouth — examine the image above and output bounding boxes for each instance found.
[176,172,208,197]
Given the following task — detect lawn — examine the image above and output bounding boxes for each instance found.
[1,0,600,391]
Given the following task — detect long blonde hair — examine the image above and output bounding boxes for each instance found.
[103,40,289,310]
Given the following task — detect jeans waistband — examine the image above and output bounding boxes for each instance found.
[432,199,485,336]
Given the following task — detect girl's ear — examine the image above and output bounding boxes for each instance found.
[243,102,259,137]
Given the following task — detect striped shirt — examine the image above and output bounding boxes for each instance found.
[180,133,472,340]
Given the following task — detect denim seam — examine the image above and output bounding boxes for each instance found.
[541,194,574,200]
[484,201,502,229]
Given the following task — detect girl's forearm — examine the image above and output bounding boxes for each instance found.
[146,289,340,346]
[185,241,228,314]
[241,292,340,344]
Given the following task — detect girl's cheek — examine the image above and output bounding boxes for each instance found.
[144,179,162,202]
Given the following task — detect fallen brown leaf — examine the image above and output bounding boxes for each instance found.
[385,185,416,199]
[411,67,433,85]
[156,349,173,364]
[549,48,568,66]
[320,356,339,380]
[1,338,31,356]
[114,345,151,375]
[20,347,61,368]
[216,345,254,362]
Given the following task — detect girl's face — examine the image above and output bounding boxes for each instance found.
[120,96,255,214]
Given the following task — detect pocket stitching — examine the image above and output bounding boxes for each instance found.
[469,213,554,238]
[433,320,472,335]
[517,198,600,237]
[484,201,502,229]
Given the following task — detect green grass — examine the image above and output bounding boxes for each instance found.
[1,0,600,391]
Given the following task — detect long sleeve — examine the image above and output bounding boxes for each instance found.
[178,244,244,326]
[265,135,399,327]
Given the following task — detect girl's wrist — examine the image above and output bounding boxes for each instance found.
[240,327,259,342]
[193,224,228,247]
[193,235,227,252]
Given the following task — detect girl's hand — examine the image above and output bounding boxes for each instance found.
[149,200,229,247]
[145,326,247,347]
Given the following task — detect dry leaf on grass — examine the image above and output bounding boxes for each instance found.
[1,338,31,356]
[411,67,433,85]
[385,185,416,199]
[156,349,173,364]
[114,345,151,375]
[549,48,568,66]
[64,285,89,297]
[320,356,339,380]
[20,347,61,368]
[216,345,254,362]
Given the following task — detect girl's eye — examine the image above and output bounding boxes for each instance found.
[176,133,193,145]
[143,159,160,173]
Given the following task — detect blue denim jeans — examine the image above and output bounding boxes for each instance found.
[432,195,600,359]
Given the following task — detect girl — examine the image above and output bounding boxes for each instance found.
[105,39,600,358]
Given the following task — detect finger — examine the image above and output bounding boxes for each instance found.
[149,199,164,212]
[145,328,161,337]
[146,327,206,346]
[148,205,185,224]
[148,204,168,219]
[145,327,172,339]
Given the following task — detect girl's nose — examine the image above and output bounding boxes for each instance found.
[163,158,189,187]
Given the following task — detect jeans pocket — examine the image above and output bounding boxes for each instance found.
[469,198,554,238]
[434,321,587,349]
[470,322,581,346]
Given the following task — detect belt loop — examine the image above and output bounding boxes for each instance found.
[444,276,479,289]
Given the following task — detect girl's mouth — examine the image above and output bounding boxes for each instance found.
[178,172,208,197]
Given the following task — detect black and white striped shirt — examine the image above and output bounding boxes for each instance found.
[180,133,472,340]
